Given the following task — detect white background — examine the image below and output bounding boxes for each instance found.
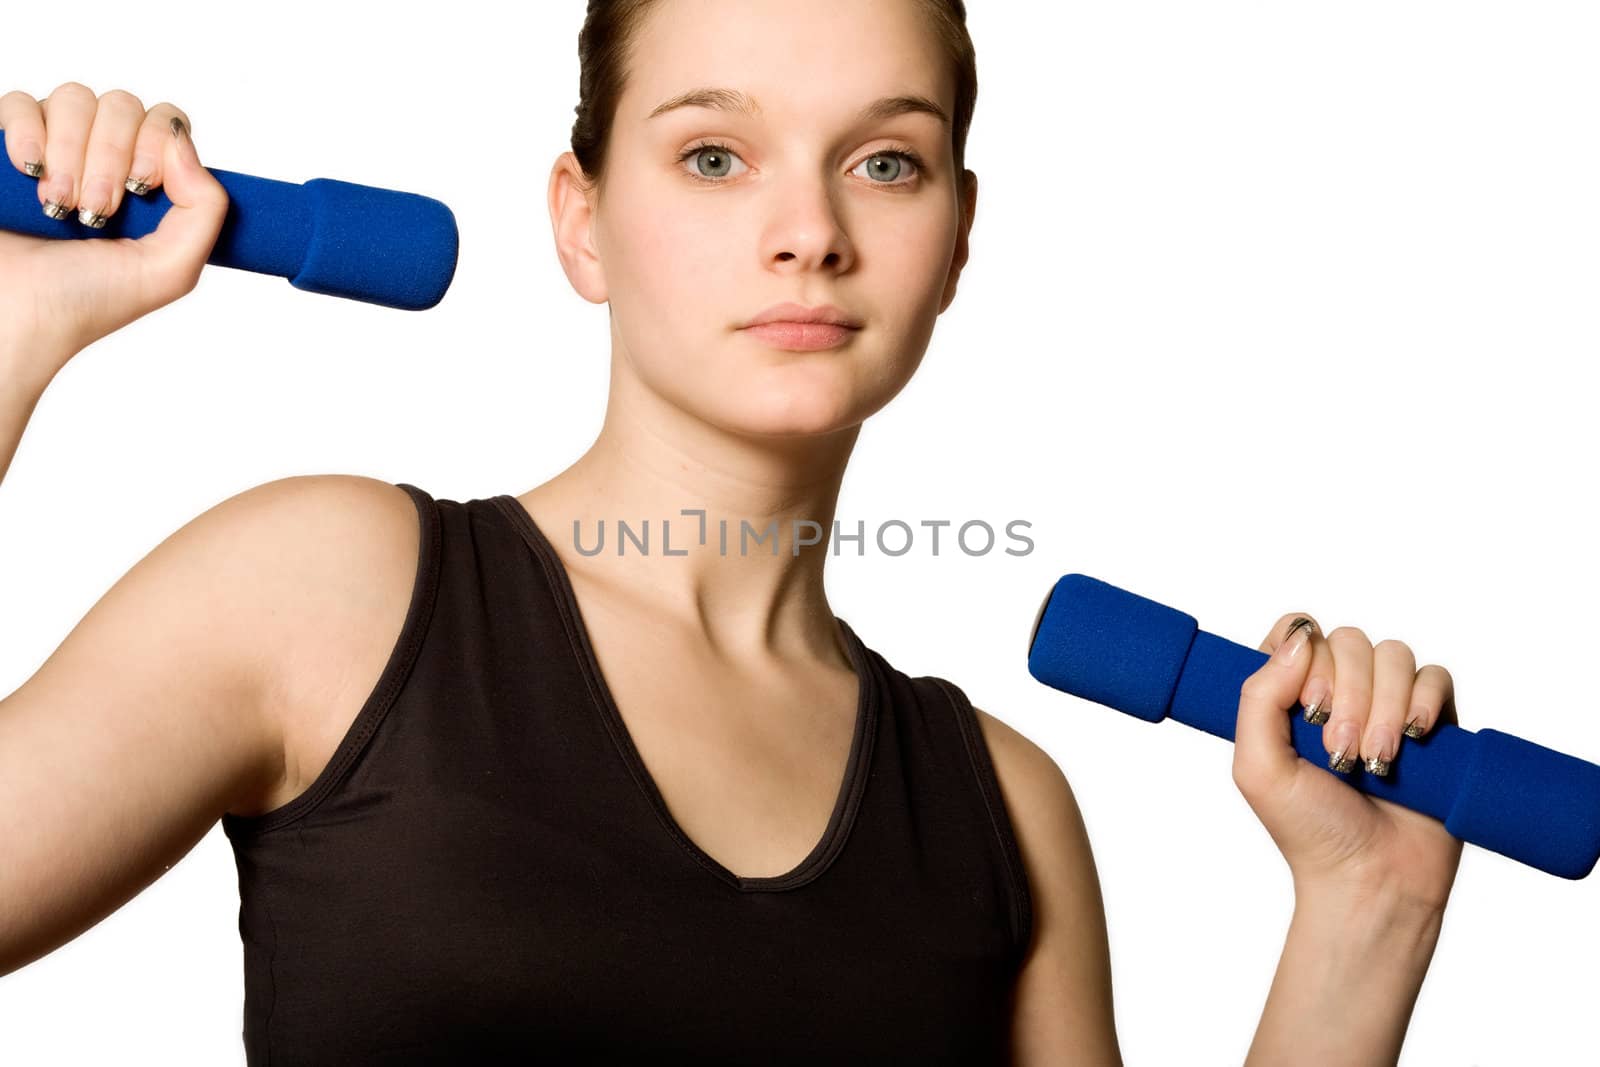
[2,1,1597,1063]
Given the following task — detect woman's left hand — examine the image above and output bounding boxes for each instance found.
[1232,613,1465,913]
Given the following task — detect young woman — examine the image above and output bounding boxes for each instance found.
[0,1,1463,1062]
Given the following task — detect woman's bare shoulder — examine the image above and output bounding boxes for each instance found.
[970,705,1123,1063]
[970,706,1080,820]
[227,474,424,817]
[0,474,422,974]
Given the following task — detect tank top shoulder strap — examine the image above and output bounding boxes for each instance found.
[920,672,1034,958]
[221,480,441,838]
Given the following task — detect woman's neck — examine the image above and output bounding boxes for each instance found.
[515,403,860,668]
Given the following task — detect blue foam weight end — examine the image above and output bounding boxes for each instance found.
[1447,729,1600,881]
[290,177,459,309]
[1026,574,1197,724]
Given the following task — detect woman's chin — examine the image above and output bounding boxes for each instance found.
[711,386,873,440]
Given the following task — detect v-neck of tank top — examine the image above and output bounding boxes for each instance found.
[490,494,879,894]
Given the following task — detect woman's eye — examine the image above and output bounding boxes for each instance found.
[851,151,921,185]
[676,143,923,186]
[679,144,749,181]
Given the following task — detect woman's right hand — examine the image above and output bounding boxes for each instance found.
[1233,613,1464,914]
[0,83,228,394]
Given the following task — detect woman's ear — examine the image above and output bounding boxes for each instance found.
[548,151,608,305]
[939,168,978,314]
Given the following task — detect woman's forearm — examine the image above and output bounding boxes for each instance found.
[0,338,63,488]
[0,357,40,488]
[1245,884,1445,1067]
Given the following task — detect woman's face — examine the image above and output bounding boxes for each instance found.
[562,0,975,441]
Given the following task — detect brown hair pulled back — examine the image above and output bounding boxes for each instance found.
[570,0,978,192]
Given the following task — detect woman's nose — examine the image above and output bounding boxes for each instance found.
[760,178,854,272]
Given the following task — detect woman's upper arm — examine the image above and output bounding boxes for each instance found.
[973,706,1124,1067]
[0,474,385,976]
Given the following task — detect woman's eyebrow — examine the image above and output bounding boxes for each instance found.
[647,87,949,127]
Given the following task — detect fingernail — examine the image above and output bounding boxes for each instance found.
[1301,679,1331,725]
[1328,745,1356,773]
[169,116,200,168]
[1403,716,1425,739]
[1276,617,1315,665]
[1330,718,1359,758]
[126,154,156,194]
[41,174,72,219]
[21,142,45,178]
[77,179,112,228]
[1364,728,1397,776]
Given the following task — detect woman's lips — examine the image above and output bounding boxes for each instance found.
[739,321,861,351]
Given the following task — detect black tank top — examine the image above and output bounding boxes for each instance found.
[220,483,1033,1065]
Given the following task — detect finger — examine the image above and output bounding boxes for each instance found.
[1296,624,1336,727]
[1258,610,1324,655]
[1322,625,1374,774]
[125,100,193,199]
[0,90,47,178]
[1361,638,1417,777]
[37,81,99,219]
[1407,663,1457,735]
[1262,611,1338,730]
[1233,614,1317,801]
[1261,611,1336,728]
[134,114,229,303]
[75,89,146,228]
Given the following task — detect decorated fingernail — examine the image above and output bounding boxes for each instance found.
[18,139,45,177]
[41,173,72,219]
[1364,728,1397,776]
[1301,680,1331,725]
[1276,617,1315,665]
[76,180,111,228]
[1329,745,1356,773]
[126,153,156,194]
[1403,717,1425,739]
